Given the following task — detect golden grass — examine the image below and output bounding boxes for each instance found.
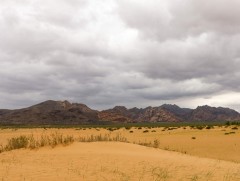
[1,126,240,180]
[0,133,74,153]
[1,125,240,162]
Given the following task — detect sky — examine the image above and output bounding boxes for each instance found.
[0,0,240,111]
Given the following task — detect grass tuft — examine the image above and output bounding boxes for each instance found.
[1,133,74,153]
[5,135,29,151]
[78,133,128,143]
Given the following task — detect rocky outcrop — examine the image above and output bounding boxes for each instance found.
[99,105,186,123]
[190,105,240,121]
[98,106,132,123]
[99,104,240,123]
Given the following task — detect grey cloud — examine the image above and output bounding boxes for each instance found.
[117,0,240,92]
[118,0,240,40]
[0,0,240,111]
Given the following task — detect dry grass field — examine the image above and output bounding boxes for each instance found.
[0,125,240,180]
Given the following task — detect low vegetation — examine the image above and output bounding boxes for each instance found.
[225,121,240,126]
[224,132,236,135]
[78,133,128,142]
[0,121,227,130]
[137,139,160,148]
[0,133,74,153]
[0,131,164,154]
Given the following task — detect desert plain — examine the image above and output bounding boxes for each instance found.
[0,125,240,181]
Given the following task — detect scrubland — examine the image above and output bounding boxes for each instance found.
[0,125,240,180]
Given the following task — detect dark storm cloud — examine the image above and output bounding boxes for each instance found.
[0,0,240,110]
[117,0,240,90]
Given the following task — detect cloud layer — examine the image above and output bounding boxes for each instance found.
[0,0,240,111]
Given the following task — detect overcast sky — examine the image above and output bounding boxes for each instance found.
[0,0,240,111]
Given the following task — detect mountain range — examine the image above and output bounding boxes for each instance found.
[0,100,239,125]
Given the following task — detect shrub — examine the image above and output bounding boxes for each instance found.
[151,130,156,132]
[28,135,39,149]
[1,133,75,153]
[138,141,152,147]
[191,137,196,139]
[232,127,238,130]
[5,135,29,151]
[205,126,213,129]
[224,132,236,135]
[40,134,51,147]
[107,128,115,131]
[78,133,128,143]
[0,144,4,153]
[129,130,133,133]
[226,121,231,126]
[63,135,74,145]
[153,139,160,148]
[226,121,240,126]
[143,130,149,133]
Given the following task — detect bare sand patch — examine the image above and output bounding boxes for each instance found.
[0,142,240,181]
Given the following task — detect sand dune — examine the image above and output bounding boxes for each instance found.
[1,142,240,181]
[1,127,240,163]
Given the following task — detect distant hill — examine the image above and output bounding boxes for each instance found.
[0,100,99,125]
[99,104,240,123]
[0,100,240,125]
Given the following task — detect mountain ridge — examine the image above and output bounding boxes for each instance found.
[0,100,239,124]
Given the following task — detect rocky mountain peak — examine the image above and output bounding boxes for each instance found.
[0,101,239,124]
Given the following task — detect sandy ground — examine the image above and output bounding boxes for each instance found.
[1,142,240,181]
[1,126,240,162]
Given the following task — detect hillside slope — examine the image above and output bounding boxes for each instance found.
[0,100,99,125]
